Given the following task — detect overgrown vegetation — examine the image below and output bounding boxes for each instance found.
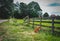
[0,19,60,41]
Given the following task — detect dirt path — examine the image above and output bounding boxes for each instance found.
[0,20,8,23]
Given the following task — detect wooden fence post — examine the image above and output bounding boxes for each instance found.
[32,18,34,29]
[52,17,54,33]
[51,14,55,34]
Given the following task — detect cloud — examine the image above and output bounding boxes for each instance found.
[48,3,60,6]
[51,12,60,15]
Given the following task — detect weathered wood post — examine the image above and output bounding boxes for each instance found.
[40,15,42,26]
[32,18,34,29]
[28,15,30,24]
[38,11,42,26]
[27,16,29,25]
[51,14,55,34]
[28,15,30,26]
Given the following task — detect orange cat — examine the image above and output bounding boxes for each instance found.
[34,26,41,33]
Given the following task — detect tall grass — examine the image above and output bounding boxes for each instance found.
[0,19,60,41]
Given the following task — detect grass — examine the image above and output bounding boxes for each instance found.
[30,22,60,27]
[0,19,60,41]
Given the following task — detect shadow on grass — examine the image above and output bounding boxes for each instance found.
[40,28,60,37]
[52,31,60,37]
[47,30,60,37]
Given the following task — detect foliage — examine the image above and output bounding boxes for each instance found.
[19,2,28,18]
[28,1,42,17]
[0,0,14,19]
[55,15,60,19]
[0,1,42,19]
[43,12,49,17]
[14,1,42,18]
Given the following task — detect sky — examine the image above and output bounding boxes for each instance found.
[14,0,60,16]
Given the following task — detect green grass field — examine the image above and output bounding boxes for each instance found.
[0,19,60,41]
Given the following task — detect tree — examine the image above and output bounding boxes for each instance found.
[19,2,27,18]
[55,15,60,19]
[13,2,21,19]
[43,12,49,17]
[14,2,28,19]
[0,0,13,19]
[28,1,42,18]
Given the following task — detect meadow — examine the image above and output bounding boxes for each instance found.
[0,19,60,41]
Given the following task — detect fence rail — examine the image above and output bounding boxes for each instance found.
[31,21,60,24]
[29,19,60,30]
